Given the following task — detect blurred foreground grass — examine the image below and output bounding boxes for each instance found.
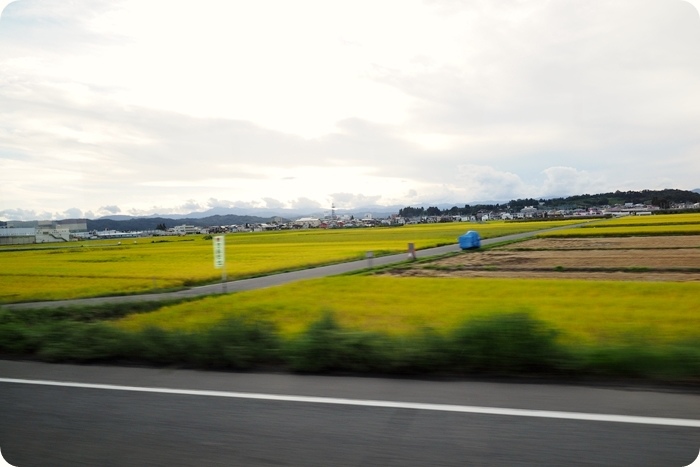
[2,303,698,382]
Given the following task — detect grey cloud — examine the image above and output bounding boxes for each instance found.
[179,200,205,213]
[0,208,43,221]
[124,200,204,217]
[262,198,285,209]
[99,205,121,214]
[539,167,607,199]
[62,207,83,218]
[207,198,236,209]
[379,1,700,151]
[231,200,261,209]
[456,164,530,200]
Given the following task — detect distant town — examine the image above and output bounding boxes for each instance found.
[1,189,699,245]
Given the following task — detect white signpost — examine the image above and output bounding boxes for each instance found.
[213,235,227,292]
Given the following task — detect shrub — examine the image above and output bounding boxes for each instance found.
[285,311,392,373]
[0,301,185,325]
[573,340,700,380]
[447,312,565,374]
[34,322,131,362]
[188,317,280,369]
[389,328,450,374]
[132,326,192,365]
[0,322,41,354]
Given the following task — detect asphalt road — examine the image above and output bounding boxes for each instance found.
[1,361,699,466]
[3,223,584,311]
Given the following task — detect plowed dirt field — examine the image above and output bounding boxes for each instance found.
[388,236,700,282]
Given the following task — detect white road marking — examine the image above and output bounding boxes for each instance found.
[2,377,699,428]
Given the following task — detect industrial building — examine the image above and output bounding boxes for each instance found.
[0,219,88,245]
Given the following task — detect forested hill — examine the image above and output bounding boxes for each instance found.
[539,189,700,209]
[399,189,700,217]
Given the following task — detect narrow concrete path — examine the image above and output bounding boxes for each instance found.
[3,223,586,310]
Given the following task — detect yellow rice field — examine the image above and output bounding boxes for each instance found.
[599,213,700,225]
[539,213,700,237]
[0,219,584,303]
[113,276,700,346]
[113,213,700,347]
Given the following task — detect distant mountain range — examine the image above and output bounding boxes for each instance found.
[84,189,700,231]
[125,204,407,221]
[2,189,699,229]
[87,215,265,232]
[88,205,408,231]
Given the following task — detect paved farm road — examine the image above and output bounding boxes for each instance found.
[4,223,584,311]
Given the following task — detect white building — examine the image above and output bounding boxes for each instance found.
[172,225,199,235]
[293,217,321,228]
[36,227,71,243]
[520,206,538,218]
[0,227,36,245]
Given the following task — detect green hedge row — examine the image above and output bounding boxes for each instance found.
[1,307,699,382]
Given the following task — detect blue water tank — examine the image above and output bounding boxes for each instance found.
[458,231,481,249]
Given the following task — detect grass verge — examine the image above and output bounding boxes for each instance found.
[1,306,697,384]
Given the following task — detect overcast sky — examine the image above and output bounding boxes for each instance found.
[1,0,699,220]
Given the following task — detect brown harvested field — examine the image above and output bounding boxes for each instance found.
[387,236,700,282]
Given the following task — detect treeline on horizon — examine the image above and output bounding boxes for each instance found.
[398,189,700,218]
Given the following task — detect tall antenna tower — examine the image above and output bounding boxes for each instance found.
[331,203,336,220]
